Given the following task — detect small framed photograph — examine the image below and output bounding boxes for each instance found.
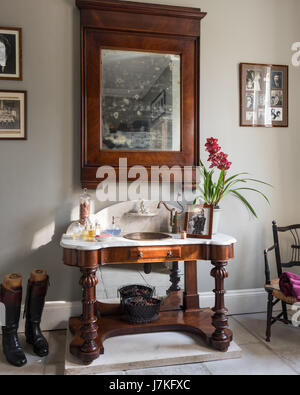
[240,63,288,127]
[0,90,27,140]
[0,27,22,80]
[271,107,283,121]
[271,90,283,106]
[271,71,283,89]
[184,204,213,239]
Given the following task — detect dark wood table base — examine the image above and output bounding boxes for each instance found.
[69,306,233,365]
[63,243,235,365]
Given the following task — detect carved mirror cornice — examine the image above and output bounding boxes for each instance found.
[76,0,206,188]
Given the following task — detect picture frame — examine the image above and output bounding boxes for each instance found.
[0,90,27,140]
[0,27,22,80]
[240,63,288,127]
[185,204,213,239]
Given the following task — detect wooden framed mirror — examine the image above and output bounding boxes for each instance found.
[76,0,206,188]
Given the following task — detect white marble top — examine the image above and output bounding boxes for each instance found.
[60,233,237,251]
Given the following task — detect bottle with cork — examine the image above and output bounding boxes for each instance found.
[79,188,91,226]
[79,188,96,241]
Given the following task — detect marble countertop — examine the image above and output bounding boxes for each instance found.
[60,233,237,251]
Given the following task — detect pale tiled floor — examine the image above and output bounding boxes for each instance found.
[0,313,300,375]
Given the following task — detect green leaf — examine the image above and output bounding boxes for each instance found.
[230,190,258,217]
[234,187,271,205]
[224,172,249,185]
[243,178,273,188]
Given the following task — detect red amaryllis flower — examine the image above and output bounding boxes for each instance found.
[205,137,221,155]
[209,151,232,171]
[195,136,270,216]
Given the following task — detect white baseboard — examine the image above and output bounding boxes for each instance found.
[0,301,82,334]
[0,288,271,332]
[199,288,268,315]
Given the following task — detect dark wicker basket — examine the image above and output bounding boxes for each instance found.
[123,296,161,324]
[118,284,155,302]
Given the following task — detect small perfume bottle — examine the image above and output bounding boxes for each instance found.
[95,221,101,237]
[70,222,84,240]
[82,218,92,241]
[88,223,96,240]
[107,216,121,236]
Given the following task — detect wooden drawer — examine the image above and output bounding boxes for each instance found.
[129,246,182,260]
[101,246,182,264]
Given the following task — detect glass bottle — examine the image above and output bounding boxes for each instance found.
[81,218,92,241]
[107,216,121,236]
[69,221,84,240]
[79,188,91,225]
[112,216,121,236]
[88,223,96,240]
[95,221,101,237]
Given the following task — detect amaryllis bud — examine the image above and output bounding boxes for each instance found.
[205,137,221,155]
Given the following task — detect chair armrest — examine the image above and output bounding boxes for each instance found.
[264,245,275,285]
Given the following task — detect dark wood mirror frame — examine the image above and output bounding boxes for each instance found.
[76,0,206,188]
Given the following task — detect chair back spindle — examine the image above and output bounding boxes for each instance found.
[272,221,300,278]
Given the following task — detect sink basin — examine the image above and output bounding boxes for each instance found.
[123,232,172,241]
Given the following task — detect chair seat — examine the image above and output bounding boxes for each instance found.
[265,278,298,304]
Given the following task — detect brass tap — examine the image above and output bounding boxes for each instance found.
[157,201,184,234]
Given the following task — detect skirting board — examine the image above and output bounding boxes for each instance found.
[0,287,273,333]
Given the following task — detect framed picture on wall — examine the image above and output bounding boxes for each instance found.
[240,63,288,127]
[185,204,213,239]
[0,27,22,80]
[0,90,27,140]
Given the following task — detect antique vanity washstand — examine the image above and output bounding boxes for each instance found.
[61,234,236,365]
[65,0,237,366]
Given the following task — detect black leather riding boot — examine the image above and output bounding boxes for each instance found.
[0,284,27,367]
[24,276,49,357]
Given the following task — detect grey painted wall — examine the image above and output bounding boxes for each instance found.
[0,0,299,302]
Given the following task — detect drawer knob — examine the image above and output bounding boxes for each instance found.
[167,250,173,257]
[138,251,144,258]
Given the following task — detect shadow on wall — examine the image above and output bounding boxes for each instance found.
[1,202,82,302]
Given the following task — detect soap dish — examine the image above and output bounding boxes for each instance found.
[126,212,158,217]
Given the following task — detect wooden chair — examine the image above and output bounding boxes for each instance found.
[264,220,300,342]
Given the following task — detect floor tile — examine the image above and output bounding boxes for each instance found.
[276,350,300,374]
[44,330,66,364]
[43,361,65,375]
[228,316,260,346]
[234,313,300,352]
[0,334,45,375]
[203,342,297,375]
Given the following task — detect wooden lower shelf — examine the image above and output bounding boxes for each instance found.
[69,308,233,365]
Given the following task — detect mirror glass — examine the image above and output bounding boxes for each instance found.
[101,49,181,151]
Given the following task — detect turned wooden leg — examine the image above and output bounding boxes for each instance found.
[168,262,181,292]
[183,260,200,311]
[210,261,230,351]
[79,267,100,364]
[281,301,288,324]
[266,292,273,342]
